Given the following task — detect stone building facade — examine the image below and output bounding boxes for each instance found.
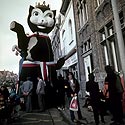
[72,0,125,95]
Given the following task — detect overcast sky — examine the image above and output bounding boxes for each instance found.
[0,0,62,74]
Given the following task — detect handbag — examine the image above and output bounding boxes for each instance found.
[69,96,78,111]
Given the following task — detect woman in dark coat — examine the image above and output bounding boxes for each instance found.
[65,72,83,123]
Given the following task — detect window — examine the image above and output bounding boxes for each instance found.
[68,19,73,42]
[106,21,114,37]
[103,43,109,65]
[84,54,93,81]
[111,41,118,71]
[77,0,88,27]
[77,2,83,27]
[99,22,119,71]
[82,0,88,24]
[100,21,114,40]
[101,40,118,71]
[99,28,106,41]
[88,39,92,49]
[84,42,87,52]
[82,39,92,53]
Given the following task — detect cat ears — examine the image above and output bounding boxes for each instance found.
[29,5,34,14]
[29,5,56,16]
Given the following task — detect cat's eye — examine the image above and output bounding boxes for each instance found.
[48,13,52,18]
[33,11,39,16]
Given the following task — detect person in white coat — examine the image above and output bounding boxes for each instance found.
[36,76,46,111]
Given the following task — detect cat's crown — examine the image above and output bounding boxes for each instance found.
[35,1,50,10]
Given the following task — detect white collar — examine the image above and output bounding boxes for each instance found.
[33,32,48,37]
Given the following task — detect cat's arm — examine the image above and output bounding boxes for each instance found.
[10,21,28,50]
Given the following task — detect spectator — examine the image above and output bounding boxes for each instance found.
[9,91,21,119]
[20,77,33,113]
[65,72,83,123]
[1,85,9,105]
[86,73,105,125]
[36,76,46,112]
[57,74,65,110]
[104,65,124,125]
[0,88,7,124]
[10,84,16,94]
[103,82,110,113]
[0,87,12,125]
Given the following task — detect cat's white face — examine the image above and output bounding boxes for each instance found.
[30,8,55,29]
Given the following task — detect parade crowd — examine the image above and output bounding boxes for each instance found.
[0,65,125,125]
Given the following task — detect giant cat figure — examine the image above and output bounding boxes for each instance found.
[10,2,65,109]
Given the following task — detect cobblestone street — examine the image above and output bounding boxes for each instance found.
[10,97,125,125]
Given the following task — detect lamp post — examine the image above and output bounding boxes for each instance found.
[111,0,125,80]
[111,0,125,114]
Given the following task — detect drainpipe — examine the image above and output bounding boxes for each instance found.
[111,0,125,80]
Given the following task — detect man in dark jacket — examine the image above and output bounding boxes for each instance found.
[86,73,105,125]
[105,65,124,125]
